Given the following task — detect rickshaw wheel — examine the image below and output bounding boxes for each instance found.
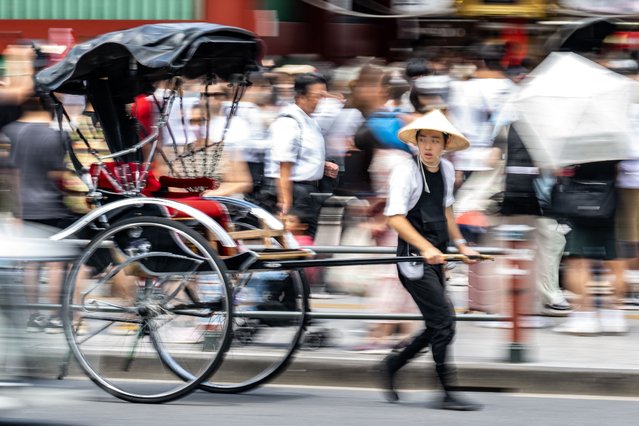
[186,197,309,393]
[198,268,308,394]
[62,216,233,404]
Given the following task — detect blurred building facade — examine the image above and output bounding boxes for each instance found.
[0,1,638,64]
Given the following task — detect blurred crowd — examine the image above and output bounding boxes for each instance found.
[2,35,639,349]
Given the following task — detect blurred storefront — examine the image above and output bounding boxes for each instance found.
[1,1,639,64]
[266,1,551,63]
[457,0,546,19]
[388,1,546,64]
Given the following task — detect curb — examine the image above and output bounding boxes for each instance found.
[271,357,639,397]
[41,352,639,398]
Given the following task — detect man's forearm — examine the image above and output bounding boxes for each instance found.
[445,206,472,252]
[445,207,465,243]
[278,162,293,213]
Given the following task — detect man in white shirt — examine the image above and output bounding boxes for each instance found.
[263,73,338,235]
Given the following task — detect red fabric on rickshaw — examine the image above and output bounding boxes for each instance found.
[89,162,230,230]
[131,95,153,137]
[158,176,219,192]
[89,162,161,196]
[164,196,230,230]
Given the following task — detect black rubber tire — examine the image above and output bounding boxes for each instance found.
[61,216,233,403]
[198,268,308,394]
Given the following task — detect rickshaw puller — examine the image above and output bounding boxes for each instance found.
[381,109,482,411]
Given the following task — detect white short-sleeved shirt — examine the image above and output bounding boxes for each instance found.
[384,156,456,217]
[264,104,326,182]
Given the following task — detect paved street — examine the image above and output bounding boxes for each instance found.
[3,286,639,398]
[1,380,638,426]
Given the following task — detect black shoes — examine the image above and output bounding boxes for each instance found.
[26,314,48,333]
[379,355,399,403]
[379,356,481,410]
[435,393,483,411]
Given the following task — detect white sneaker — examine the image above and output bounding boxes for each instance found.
[599,309,629,335]
[542,299,573,317]
[553,311,601,336]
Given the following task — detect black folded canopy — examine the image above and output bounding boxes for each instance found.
[36,22,262,97]
[35,23,262,160]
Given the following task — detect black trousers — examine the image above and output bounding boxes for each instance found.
[260,178,321,238]
[392,263,457,388]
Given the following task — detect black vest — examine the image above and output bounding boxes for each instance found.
[397,159,449,257]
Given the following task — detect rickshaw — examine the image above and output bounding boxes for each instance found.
[36,22,313,404]
[36,22,490,404]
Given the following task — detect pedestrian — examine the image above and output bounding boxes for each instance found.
[448,43,514,177]
[553,161,626,335]
[380,109,482,410]
[498,123,572,315]
[613,159,639,304]
[262,72,338,236]
[343,64,418,351]
[3,92,76,333]
[158,101,253,197]
[0,44,35,115]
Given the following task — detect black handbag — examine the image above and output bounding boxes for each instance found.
[551,177,616,220]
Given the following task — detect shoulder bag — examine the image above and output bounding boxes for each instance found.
[397,242,424,280]
[551,177,616,220]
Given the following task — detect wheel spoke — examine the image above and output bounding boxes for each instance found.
[62,216,233,403]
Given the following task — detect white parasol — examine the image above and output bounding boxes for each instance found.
[512,52,639,170]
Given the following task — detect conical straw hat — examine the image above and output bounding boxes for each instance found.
[397,109,469,152]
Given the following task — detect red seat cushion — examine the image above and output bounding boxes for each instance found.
[89,163,230,231]
[164,196,230,230]
[158,176,219,193]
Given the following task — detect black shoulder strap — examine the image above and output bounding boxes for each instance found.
[52,100,85,177]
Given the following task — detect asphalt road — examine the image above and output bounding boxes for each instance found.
[1,380,638,426]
